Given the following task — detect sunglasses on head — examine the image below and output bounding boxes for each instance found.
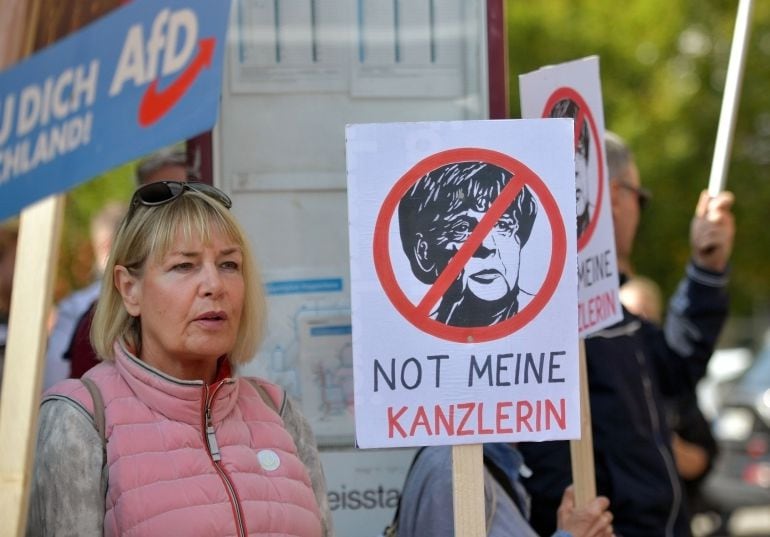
[128,181,232,219]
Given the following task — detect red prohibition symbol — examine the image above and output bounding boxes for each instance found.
[373,147,567,344]
[542,87,605,252]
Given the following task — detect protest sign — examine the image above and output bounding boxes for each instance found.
[520,56,622,337]
[0,0,231,220]
[347,119,578,448]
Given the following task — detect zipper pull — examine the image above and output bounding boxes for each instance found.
[205,410,221,461]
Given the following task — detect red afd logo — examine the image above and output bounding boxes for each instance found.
[108,8,216,127]
[373,148,567,344]
[138,37,214,126]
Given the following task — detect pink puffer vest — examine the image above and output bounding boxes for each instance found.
[49,342,322,537]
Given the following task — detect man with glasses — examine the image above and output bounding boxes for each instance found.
[519,131,735,537]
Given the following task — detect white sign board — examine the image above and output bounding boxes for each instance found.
[347,119,579,448]
[519,56,622,336]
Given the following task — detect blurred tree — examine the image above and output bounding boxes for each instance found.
[508,0,770,317]
[54,164,135,301]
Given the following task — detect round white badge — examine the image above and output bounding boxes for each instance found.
[257,449,281,472]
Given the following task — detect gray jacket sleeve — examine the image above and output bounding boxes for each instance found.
[26,398,106,537]
[281,396,334,537]
[397,446,538,537]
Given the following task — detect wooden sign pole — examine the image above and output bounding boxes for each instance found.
[0,0,66,534]
[708,0,754,196]
[452,444,486,537]
[448,3,510,531]
[0,196,64,537]
[569,339,596,507]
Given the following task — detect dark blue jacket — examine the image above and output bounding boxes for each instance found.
[519,263,729,537]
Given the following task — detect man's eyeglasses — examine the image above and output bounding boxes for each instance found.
[616,181,652,210]
[128,181,232,220]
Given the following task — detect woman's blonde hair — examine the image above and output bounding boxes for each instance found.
[90,190,265,366]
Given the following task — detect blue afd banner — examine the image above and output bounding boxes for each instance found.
[0,0,231,221]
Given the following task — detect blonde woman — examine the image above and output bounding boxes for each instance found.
[28,182,331,537]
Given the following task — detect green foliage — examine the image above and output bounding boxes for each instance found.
[508,0,770,315]
[55,163,135,300]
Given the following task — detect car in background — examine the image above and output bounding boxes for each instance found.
[697,347,753,421]
[702,340,770,518]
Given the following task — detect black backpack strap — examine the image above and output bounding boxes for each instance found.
[80,377,107,458]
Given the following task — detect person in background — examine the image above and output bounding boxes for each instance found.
[518,131,735,537]
[59,146,193,380]
[394,443,614,537]
[27,181,332,536]
[618,275,663,323]
[43,202,126,389]
[135,145,193,184]
[0,219,18,390]
[621,275,719,519]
